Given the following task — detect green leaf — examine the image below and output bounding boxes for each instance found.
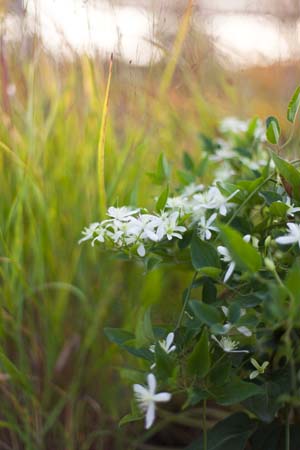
[157,153,170,181]
[183,387,210,409]
[147,153,170,185]
[285,259,300,319]
[187,328,210,377]
[135,308,155,347]
[287,86,300,123]
[228,303,241,324]
[155,342,176,379]
[209,357,231,386]
[269,201,289,217]
[183,152,194,171]
[271,151,300,201]
[185,412,257,450]
[219,224,262,273]
[266,116,280,144]
[244,382,282,423]
[212,379,263,405]
[198,267,222,279]
[202,279,217,303]
[156,184,169,212]
[189,300,222,326]
[190,236,220,270]
[104,328,134,346]
[104,328,152,360]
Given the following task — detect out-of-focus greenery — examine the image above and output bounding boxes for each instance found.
[1,14,300,449]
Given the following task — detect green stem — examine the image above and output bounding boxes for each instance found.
[226,173,274,227]
[175,271,197,330]
[202,399,207,450]
[285,407,290,450]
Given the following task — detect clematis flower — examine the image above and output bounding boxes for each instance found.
[285,197,300,217]
[211,335,249,353]
[193,187,239,217]
[149,332,176,369]
[217,246,236,282]
[133,373,171,429]
[78,222,103,244]
[149,332,176,355]
[106,206,140,221]
[197,213,219,240]
[249,358,269,379]
[276,223,300,247]
[155,211,186,241]
[221,306,252,337]
[219,117,249,134]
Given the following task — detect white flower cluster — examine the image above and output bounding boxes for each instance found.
[79,185,241,257]
[219,116,266,141]
[79,206,186,257]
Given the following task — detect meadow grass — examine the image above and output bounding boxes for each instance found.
[1,21,300,449]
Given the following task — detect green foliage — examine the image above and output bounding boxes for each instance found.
[189,301,222,326]
[191,236,220,270]
[266,116,281,144]
[271,151,300,201]
[186,413,257,450]
[187,327,211,377]
[219,224,262,273]
[287,86,300,123]
[156,184,169,212]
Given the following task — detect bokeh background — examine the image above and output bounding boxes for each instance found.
[1,1,300,449]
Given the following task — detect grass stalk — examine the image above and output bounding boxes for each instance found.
[97,53,113,219]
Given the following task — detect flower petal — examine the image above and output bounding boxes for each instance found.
[237,326,252,337]
[145,401,155,429]
[250,370,259,380]
[147,373,156,395]
[276,236,297,245]
[224,261,235,282]
[133,384,148,398]
[166,332,174,350]
[153,392,171,402]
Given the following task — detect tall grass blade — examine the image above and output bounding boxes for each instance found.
[98,53,113,218]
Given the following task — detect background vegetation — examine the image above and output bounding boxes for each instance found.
[1,2,300,448]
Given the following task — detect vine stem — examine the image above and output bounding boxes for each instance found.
[175,271,197,330]
[202,399,207,450]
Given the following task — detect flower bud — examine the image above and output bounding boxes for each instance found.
[264,257,275,272]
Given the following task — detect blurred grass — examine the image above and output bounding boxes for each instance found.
[1,10,300,449]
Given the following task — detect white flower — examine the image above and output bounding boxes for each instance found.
[194,187,239,217]
[214,163,235,182]
[133,373,171,429]
[209,142,237,162]
[217,246,236,282]
[149,332,176,369]
[197,213,219,240]
[285,197,300,217]
[166,196,191,216]
[106,206,139,221]
[155,211,186,241]
[149,332,176,355]
[78,222,102,244]
[243,234,259,249]
[127,214,159,242]
[219,117,249,134]
[212,335,249,353]
[221,306,252,337]
[182,183,204,197]
[276,223,300,247]
[249,358,269,379]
